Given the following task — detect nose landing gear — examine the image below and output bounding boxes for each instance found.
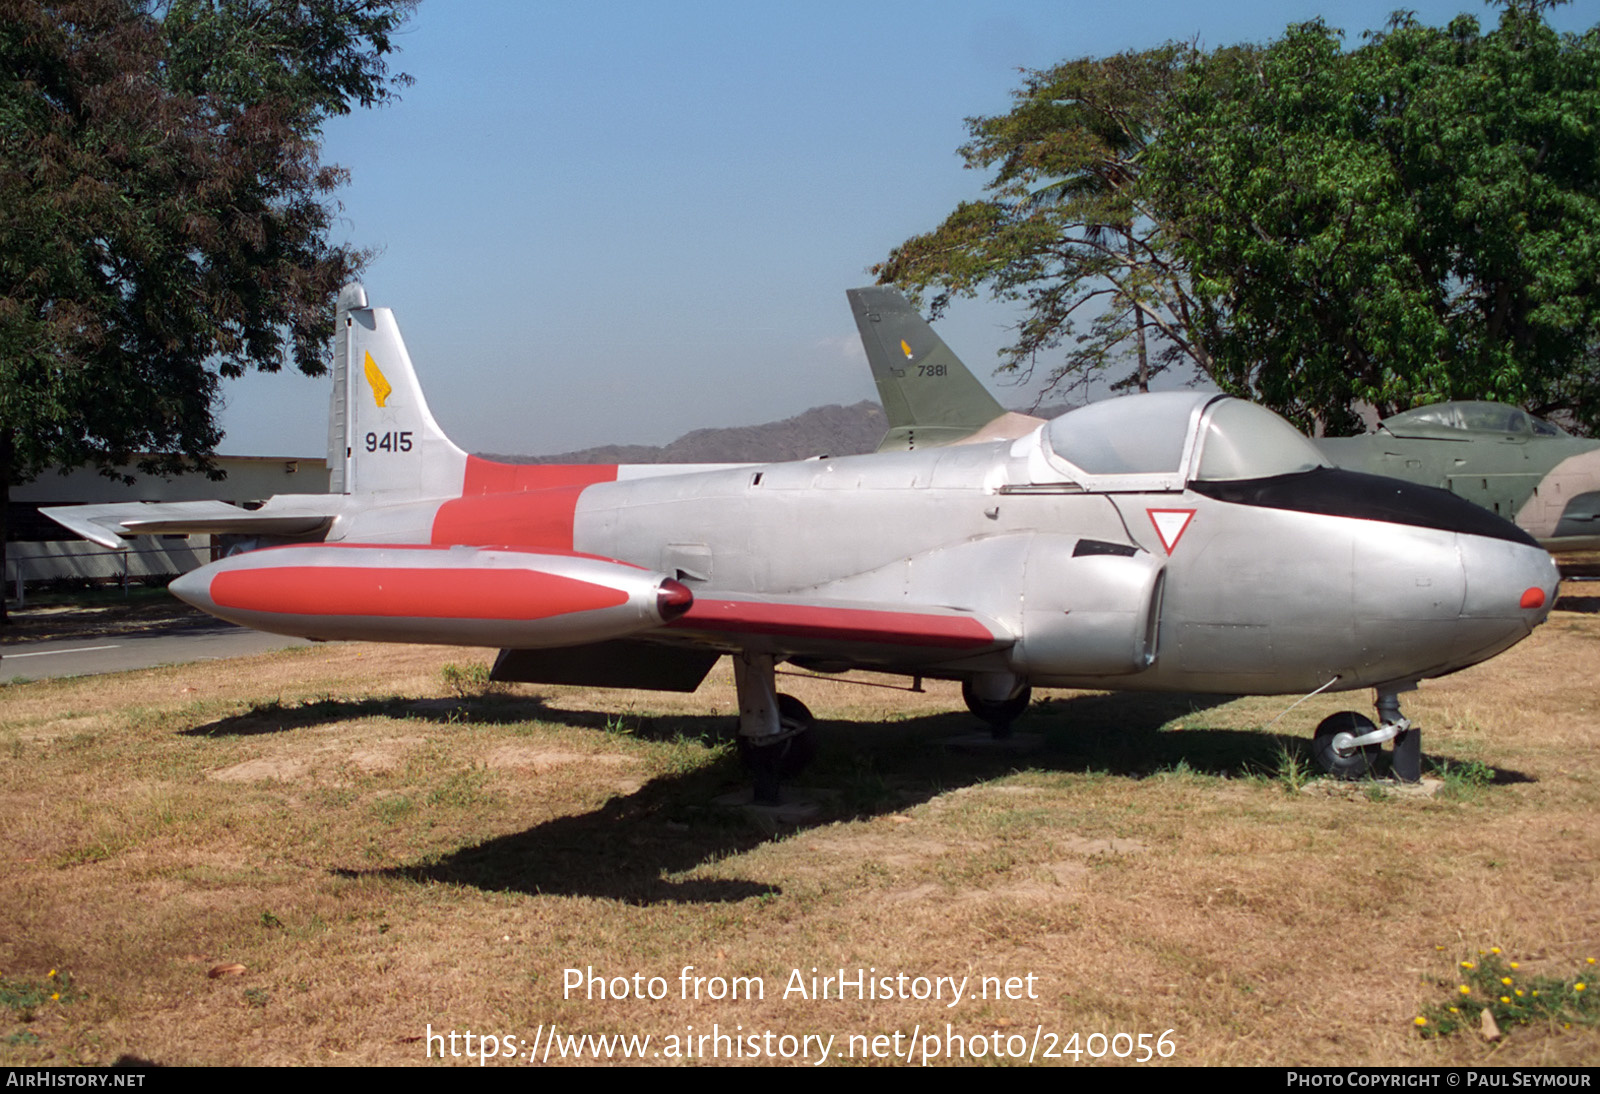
[1310,688,1421,782]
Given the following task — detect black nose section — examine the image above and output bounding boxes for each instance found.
[1191,468,1540,547]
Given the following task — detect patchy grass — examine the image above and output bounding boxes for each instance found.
[0,589,1596,1065]
[1418,950,1600,1038]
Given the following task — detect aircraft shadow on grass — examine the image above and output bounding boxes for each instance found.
[267,688,1529,904]
[1554,591,1599,614]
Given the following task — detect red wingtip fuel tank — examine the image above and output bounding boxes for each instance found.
[169,545,692,648]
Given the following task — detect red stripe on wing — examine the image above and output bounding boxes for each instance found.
[670,599,996,649]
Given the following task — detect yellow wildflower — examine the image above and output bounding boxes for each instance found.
[1491,947,1502,955]
[1461,961,1476,969]
[1459,985,1472,995]
[1510,962,1519,970]
[1414,1017,1427,1027]
[1501,977,1513,986]
[1501,996,1511,1004]
[49,993,58,1002]
[1576,983,1587,992]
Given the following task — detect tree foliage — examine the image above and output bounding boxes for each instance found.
[879,1,1600,435]
[0,0,413,488]
[873,46,1203,397]
[1151,2,1600,434]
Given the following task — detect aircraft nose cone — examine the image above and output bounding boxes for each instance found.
[1460,535,1559,624]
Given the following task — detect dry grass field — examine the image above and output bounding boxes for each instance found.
[0,586,1596,1066]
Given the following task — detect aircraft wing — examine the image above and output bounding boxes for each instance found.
[666,591,1011,654]
[490,589,1014,690]
[41,499,337,549]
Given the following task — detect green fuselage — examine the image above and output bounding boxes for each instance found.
[1316,403,1600,553]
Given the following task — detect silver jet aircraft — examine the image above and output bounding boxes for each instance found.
[47,284,1559,799]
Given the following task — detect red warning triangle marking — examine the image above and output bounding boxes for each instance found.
[1147,508,1196,554]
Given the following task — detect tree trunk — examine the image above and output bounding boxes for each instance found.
[1127,227,1149,393]
[1135,307,1149,393]
[1,430,11,626]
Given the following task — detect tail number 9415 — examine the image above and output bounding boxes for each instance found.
[366,431,413,453]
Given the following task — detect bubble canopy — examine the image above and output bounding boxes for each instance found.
[1383,400,1568,438]
[1037,392,1328,490]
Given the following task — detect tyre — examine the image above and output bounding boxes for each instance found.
[1311,711,1381,780]
[961,679,1032,736]
[737,693,818,782]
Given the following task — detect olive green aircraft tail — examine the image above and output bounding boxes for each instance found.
[849,286,1003,450]
[848,287,1041,451]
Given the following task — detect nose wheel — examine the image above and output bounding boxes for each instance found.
[1309,691,1421,783]
[1311,712,1382,780]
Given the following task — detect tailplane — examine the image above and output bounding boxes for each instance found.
[329,283,468,498]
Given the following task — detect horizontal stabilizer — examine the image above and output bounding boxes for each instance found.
[41,500,338,549]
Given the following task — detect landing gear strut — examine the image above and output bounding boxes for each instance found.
[733,652,817,805]
[962,673,1032,739]
[1310,686,1421,783]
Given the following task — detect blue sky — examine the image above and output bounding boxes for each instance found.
[214,0,1598,458]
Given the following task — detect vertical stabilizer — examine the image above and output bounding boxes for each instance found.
[330,285,468,499]
[848,287,1009,450]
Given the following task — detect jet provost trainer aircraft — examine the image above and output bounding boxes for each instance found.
[46,284,1558,799]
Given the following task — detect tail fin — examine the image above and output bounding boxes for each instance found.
[327,283,468,498]
[849,286,1011,450]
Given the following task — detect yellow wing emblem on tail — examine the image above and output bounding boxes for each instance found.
[364,352,392,408]
[900,339,914,360]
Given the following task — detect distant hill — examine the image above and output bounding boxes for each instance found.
[480,398,1079,465]
[482,401,890,465]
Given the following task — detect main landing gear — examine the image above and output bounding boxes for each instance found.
[733,652,817,805]
[1310,687,1421,783]
[962,673,1032,739]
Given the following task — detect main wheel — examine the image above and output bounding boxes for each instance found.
[1311,711,1381,780]
[962,679,1032,738]
[737,693,818,784]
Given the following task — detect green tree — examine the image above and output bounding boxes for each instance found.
[873,45,1207,400]
[0,0,413,618]
[882,2,1600,437]
[1148,2,1600,434]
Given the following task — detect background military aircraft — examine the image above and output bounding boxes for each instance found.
[47,285,1557,799]
[1318,404,1600,556]
[852,287,1600,558]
